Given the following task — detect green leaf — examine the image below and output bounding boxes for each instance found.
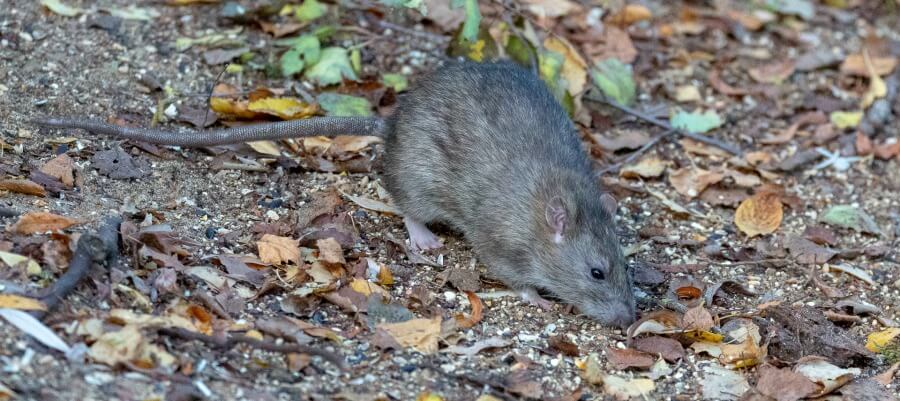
[382,73,409,92]
[591,58,636,106]
[830,110,863,129]
[350,48,362,76]
[280,35,321,76]
[104,5,160,21]
[451,0,465,8]
[820,205,882,235]
[304,47,358,86]
[765,0,814,20]
[670,110,723,134]
[460,0,481,43]
[40,0,82,16]
[295,0,327,22]
[317,93,373,117]
[538,50,574,116]
[505,34,537,68]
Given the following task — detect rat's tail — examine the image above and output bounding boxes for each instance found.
[30,116,386,147]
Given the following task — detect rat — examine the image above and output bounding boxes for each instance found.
[32,61,637,328]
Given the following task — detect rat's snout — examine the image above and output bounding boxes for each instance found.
[609,301,636,330]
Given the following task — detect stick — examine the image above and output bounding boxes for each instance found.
[597,128,676,175]
[34,234,107,319]
[585,94,742,156]
[157,327,346,370]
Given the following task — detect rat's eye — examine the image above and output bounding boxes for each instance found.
[590,268,605,280]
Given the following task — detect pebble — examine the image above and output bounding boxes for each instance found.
[266,210,280,220]
[442,291,456,302]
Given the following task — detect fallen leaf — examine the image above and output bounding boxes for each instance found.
[341,191,401,215]
[247,97,318,120]
[579,352,604,384]
[669,167,724,198]
[304,47,357,86]
[606,347,655,370]
[734,192,783,237]
[91,146,151,179]
[830,111,863,130]
[544,36,588,97]
[374,316,442,354]
[748,60,796,84]
[620,157,667,178]
[673,84,702,102]
[0,294,46,311]
[840,54,897,77]
[872,362,899,386]
[633,336,684,362]
[860,50,888,109]
[40,0,82,16]
[520,0,578,18]
[671,109,723,134]
[755,364,818,401]
[793,357,860,396]
[701,365,751,400]
[202,46,249,65]
[0,179,47,197]
[591,58,636,106]
[442,337,511,356]
[454,292,483,328]
[607,4,652,27]
[602,375,655,400]
[627,310,683,338]
[593,130,651,152]
[0,309,71,353]
[548,335,580,357]
[39,154,76,188]
[256,234,300,265]
[316,237,345,268]
[820,205,882,235]
[317,93,373,117]
[803,226,837,246]
[683,305,715,331]
[0,250,42,276]
[8,212,80,235]
[680,138,731,158]
[765,0,814,20]
[784,235,837,264]
[699,187,750,207]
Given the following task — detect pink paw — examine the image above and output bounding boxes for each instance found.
[405,217,443,252]
[519,289,554,310]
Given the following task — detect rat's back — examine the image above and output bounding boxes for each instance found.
[383,61,592,229]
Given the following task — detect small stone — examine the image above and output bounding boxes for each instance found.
[266,210,280,221]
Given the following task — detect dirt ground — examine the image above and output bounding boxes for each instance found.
[1,0,899,400]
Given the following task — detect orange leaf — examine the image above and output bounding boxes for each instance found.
[734,192,783,237]
[9,212,80,234]
[0,294,47,311]
[0,179,47,197]
[455,291,484,329]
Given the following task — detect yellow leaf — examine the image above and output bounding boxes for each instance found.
[674,84,702,102]
[734,192,783,237]
[0,250,42,276]
[830,111,863,129]
[543,36,588,96]
[608,4,652,26]
[376,316,442,354]
[0,294,47,311]
[861,49,887,109]
[209,97,258,119]
[89,325,144,366]
[468,39,485,62]
[866,328,900,352]
[247,97,318,120]
[256,234,300,265]
[244,329,264,340]
[417,392,444,401]
[620,156,667,178]
[349,278,390,297]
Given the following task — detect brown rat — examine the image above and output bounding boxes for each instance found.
[32,61,636,327]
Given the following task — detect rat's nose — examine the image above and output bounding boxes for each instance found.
[611,302,636,330]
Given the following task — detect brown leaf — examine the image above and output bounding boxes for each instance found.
[840,54,897,77]
[620,157,667,179]
[803,226,837,246]
[39,154,76,188]
[0,179,47,197]
[505,369,545,398]
[258,21,306,38]
[856,131,874,155]
[454,291,483,329]
[256,234,300,266]
[873,140,900,160]
[748,60,796,84]
[682,305,714,331]
[374,316,442,354]
[592,130,651,152]
[761,111,828,145]
[734,192,783,237]
[316,237,345,268]
[606,347,655,370]
[709,68,748,96]
[669,167,725,198]
[785,235,837,264]
[679,138,731,158]
[606,4,652,27]
[548,335,580,357]
[872,362,899,386]
[587,26,637,64]
[755,364,818,401]
[9,212,80,235]
[700,186,750,207]
[633,336,685,362]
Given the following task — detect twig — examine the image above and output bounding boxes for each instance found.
[597,128,676,175]
[585,94,742,156]
[157,327,346,370]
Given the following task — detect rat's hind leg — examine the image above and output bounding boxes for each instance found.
[404,216,443,251]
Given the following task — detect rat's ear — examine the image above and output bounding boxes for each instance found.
[600,193,617,216]
[545,196,568,244]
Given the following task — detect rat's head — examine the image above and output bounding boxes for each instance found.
[530,187,636,329]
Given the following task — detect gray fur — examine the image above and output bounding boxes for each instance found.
[383,62,635,327]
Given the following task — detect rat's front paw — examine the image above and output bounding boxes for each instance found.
[519,288,554,310]
[404,217,443,251]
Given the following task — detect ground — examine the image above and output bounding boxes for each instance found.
[1,0,899,401]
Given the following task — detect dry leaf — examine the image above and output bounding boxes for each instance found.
[865,328,900,352]
[607,4,652,27]
[734,192,783,237]
[602,375,655,400]
[593,130,651,152]
[454,291,484,329]
[756,365,818,401]
[793,357,860,397]
[620,157,667,178]
[679,138,731,158]
[341,191,401,215]
[247,140,282,156]
[633,336,684,362]
[442,337,511,356]
[256,234,300,265]
[544,36,588,96]
[748,60,796,83]
[9,212,80,235]
[0,179,47,197]
[39,154,76,188]
[89,325,144,366]
[840,54,897,77]
[606,347,655,370]
[588,26,637,64]
[0,294,47,311]
[247,97,318,120]
[669,167,725,198]
[521,0,578,18]
[375,316,442,354]
[316,238,345,268]
[674,84,702,102]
